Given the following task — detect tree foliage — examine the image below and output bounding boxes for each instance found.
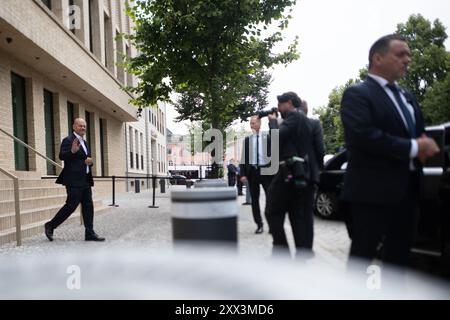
[314,80,358,154]
[396,14,449,103]
[124,0,300,177]
[318,14,450,153]
[124,0,300,132]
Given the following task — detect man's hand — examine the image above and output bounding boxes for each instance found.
[71,138,81,154]
[85,157,93,166]
[268,112,278,121]
[417,134,440,164]
[240,176,247,184]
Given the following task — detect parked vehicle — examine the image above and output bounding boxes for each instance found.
[314,122,450,262]
[314,150,347,220]
[169,174,187,185]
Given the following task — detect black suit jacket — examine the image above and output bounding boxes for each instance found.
[340,77,425,205]
[268,110,312,161]
[56,134,94,187]
[239,133,271,178]
[308,118,325,184]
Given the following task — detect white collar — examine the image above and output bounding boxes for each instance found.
[73,132,84,141]
[368,73,397,88]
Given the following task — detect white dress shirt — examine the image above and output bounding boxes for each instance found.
[367,73,418,169]
[250,132,269,166]
[73,132,89,174]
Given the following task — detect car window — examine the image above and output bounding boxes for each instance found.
[324,150,348,170]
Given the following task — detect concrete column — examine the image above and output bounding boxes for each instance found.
[91,112,101,176]
[104,11,116,74]
[90,0,105,63]
[73,0,90,49]
[53,0,70,29]
[53,92,68,175]
[26,74,46,174]
[100,117,109,176]
[76,103,85,119]
[115,31,125,84]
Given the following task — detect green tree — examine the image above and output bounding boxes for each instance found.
[422,71,450,125]
[124,0,299,176]
[315,79,358,154]
[318,14,450,152]
[396,14,449,103]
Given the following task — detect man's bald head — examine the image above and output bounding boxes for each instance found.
[73,118,87,136]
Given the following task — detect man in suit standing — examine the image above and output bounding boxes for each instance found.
[44,118,105,242]
[240,116,273,234]
[340,34,439,268]
[267,92,313,255]
[227,160,237,187]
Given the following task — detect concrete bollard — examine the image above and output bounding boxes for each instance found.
[159,179,166,193]
[194,179,228,188]
[135,179,140,193]
[171,187,238,245]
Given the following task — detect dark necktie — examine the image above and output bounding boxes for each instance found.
[256,134,259,166]
[386,83,416,138]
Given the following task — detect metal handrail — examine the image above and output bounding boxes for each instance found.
[0,127,63,169]
[0,127,65,246]
[0,168,21,246]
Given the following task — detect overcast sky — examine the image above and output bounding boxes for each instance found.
[166,0,450,134]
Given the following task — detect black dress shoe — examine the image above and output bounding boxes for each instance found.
[255,225,264,234]
[85,232,105,241]
[44,222,54,241]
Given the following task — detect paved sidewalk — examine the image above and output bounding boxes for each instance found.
[0,185,351,268]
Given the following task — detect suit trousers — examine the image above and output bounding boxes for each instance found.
[349,173,420,267]
[266,172,314,253]
[247,166,272,227]
[48,185,94,233]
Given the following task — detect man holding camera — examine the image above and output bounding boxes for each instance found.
[267,92,314,256]
[239,116,273,234]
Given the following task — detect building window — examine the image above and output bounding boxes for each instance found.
[11,72,29,171]
[68,0,77,34]
[125,44,132,86]
[140,132,144,170]
[116,31,125,82]
[104,13,112,68]
[85,110,92,148]
[88,0,94,53]
[99,118,106,176]
[129,126,133,169]
[67,101,75,135]
[44,90,56,175]
[41,0,52,10]
[135,129,139,169]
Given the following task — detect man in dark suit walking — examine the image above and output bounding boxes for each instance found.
[240,116,273,234]
[44,118,105,242]
[341,34,439,268]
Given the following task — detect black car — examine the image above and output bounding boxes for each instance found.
[169,174,187,185]
[314,122,450,262]
[314,150,347,220]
